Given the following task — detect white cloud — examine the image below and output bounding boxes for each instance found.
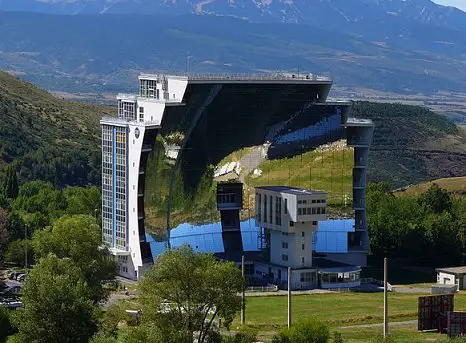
[432,0,466,11]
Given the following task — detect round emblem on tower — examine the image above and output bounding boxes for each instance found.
[134,128,140,139]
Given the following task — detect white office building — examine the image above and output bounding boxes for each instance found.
[254,186,361,290]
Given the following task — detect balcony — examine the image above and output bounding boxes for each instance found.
[100,115,161,128]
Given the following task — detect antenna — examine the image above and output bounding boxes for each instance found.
[186,51,191,75]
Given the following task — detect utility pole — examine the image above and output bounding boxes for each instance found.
[383,257,389,338]
[241,255,246,325]
[288,267,292,328]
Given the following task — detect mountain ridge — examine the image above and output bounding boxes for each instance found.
[1,0,465,29]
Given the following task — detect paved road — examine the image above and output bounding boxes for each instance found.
[338,319,418,329]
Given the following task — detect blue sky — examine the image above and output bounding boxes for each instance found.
[432,0,466,11]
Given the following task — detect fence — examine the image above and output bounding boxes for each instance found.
[245,285,279,292]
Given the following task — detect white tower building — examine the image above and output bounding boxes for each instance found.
[100,75,188,279]
[254,186,327,288]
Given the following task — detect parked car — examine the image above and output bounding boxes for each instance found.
[17,274,27,282]
[8,272,23,280]
[14,273,25,281]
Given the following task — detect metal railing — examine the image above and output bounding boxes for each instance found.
[139,72,332,82]
[245,285,279,292]
[186,72,331,81]
[100,116,161,127]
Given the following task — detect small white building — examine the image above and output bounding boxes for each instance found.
[436,267,466,290]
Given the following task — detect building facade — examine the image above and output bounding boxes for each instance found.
[100,75,188,279]
[254,186,361,290]
[101,72,374,281]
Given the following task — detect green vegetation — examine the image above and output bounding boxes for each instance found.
[394,177,466,197]
[32,215,116,303]
[248,145,353,208]
[2,165,18,200]
[367,183,466,264]
[272,319,330,343]
[0,306,14,342]
[235,292,440,330]
[8,214,116,342]
[137,246,242,343]
[0,71,111,187]
[12,255,98,343]
[352,101,465,189]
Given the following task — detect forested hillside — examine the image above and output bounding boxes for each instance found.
[351,102,466,188]
[0,72,111,186]
[0,73,464,191]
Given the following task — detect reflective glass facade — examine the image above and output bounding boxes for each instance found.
[101,124,128,250]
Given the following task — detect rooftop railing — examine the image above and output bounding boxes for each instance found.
[100,116,161,127]
[139,72,332,82]
[117,93,137,101]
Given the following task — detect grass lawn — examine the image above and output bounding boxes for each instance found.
[236,292,466,330]
[337,323,446,343]
[247,146,354,206]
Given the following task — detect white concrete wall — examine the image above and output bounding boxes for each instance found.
[167,77,188,101]
[269,225,314,268]
[136,99,166,124]
[255,188,326,233]
[438,272,456,286]
[126,123,146,280]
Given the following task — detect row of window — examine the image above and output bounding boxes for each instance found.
[118,100,136,120]
[321,272,360,283]
[298,207,326,215]
[282,242,306,250]
[281,254,307,265]
[256,194,288,225]
[298,199,326,204]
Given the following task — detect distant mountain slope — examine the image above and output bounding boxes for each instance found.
[0,71,111,186]
[1,0,465,29]
[2,12,466,94]
[0,73,463,190]
[352,101,466,188]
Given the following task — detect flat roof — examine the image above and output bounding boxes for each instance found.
[255,186,326,196]
[138,72,332,84]
[436,266,466,275]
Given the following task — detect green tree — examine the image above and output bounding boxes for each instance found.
[2,165,18,199]
[13,254,98,343]
[0,208,9,258]
[418,184,452,214]
[63,186,101,217]
[139,246,243,343]
[3,239,33,266]
[32,215,116,302]
[272,319,330,343]
[11,181,67,235]
[0,306,14,342]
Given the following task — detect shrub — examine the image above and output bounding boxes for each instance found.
[332,332,344,343]
[222,327,258,343]
[272,319,329,343]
